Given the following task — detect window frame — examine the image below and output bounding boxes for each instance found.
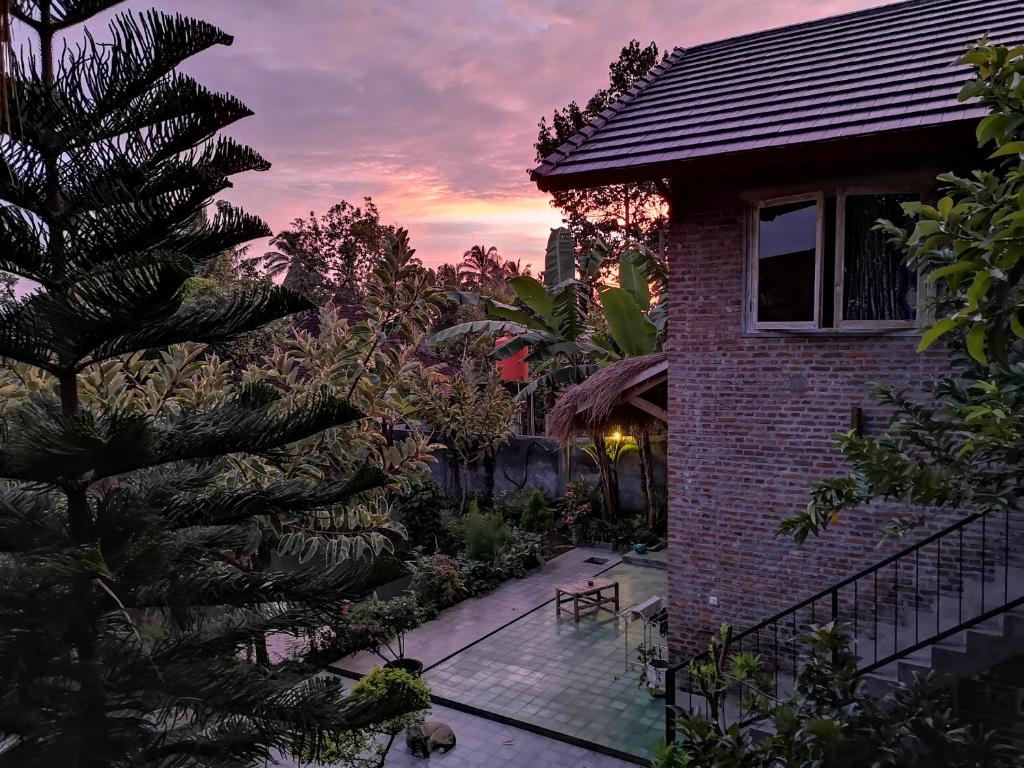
[745,185,929,334]
[833,186,926,332]
[747,191,825,332]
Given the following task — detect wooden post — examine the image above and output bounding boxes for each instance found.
[638,429,657,527]
[594,434,617,518]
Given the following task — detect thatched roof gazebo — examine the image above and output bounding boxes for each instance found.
[548,352,667,526]
[547,352,667,443]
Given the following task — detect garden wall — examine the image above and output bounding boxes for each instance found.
[426,435,666,514]
[664,179,953,659]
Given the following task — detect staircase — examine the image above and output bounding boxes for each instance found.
[664,508,1024,742]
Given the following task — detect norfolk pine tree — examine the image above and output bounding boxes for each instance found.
[0,3,420,766]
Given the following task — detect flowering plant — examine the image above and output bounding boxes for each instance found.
[561,478,598,528]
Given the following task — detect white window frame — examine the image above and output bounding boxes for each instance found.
[747,192,824,332]
[833,187,925,331]
[746,187,927,333]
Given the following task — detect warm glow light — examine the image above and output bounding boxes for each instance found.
[609,430,622,442]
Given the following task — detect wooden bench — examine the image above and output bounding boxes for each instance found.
[555,577,620,622]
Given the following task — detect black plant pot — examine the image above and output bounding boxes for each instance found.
[384,658,424,677]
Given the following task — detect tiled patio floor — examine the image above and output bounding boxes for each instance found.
[424,563,667,761]
[334,547,621,676]
[273,700,634,768]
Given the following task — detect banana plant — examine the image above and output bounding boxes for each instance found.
[592,248,665,358]
[431,230,668,397]
[430,229,612,399]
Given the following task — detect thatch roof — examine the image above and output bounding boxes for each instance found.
[547,352,667,443]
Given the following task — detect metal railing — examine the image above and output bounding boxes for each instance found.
[665,508,1024,742]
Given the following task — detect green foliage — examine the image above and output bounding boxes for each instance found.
[783,42,1024,541]
[560,477,601,527]
[392,471,454,551]
[457,527,546,592]
[430,230,607,401]
[600,287,658,357]
[545,227,577,286]
[498,527,547,574]
[293,667,430,768]
[0,271,17,311]
[515,490,556,533]
[0,4,418,765]
[618,250,652,311]
[410,362,520,478]
[409,553,466,609]
[558,476,651,544]
[665,624,1020,767]
[325,594,426,665]
[457,502,511,560]
[253,197,396,305]
[535,40,668,258]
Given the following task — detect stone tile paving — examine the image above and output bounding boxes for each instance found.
[425,563,667,761]
[382,704,636,768]
[271,701,635,768]
[334,547,621,676]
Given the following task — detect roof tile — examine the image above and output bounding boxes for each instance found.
[532,0,1024,184]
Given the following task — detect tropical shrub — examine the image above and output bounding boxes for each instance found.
[495,528,547,575]
[560,478,601,528]
[661,623,1020,767]
[314,594,426,665]
[292,667,431,768]
[409,553,466,609]
[456,502,511,560]
[392,470,454,551]
[517,490,556,533]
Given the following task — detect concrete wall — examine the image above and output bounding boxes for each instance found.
[428,435,666,513]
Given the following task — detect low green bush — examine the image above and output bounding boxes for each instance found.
[292,667,430,767]
[517,490,555,533]
[409,552,466,610]
[392,471,455,551]
[658,623,1021,768]
[456,501,510,561]
[312,593,425,664]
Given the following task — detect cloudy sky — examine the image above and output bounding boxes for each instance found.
[116,0,893,270]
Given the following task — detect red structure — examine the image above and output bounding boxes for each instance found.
[495,336,529,383]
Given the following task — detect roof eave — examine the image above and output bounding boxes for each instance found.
[531,118,981,193]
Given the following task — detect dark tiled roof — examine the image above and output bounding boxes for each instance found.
[532,0,1024,187]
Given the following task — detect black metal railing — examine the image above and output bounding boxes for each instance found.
[665,508,1024,742]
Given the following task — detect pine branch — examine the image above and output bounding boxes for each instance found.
[12,1,128,31]
[0,390,365,484]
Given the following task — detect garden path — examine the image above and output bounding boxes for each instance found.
[331,547,621,676]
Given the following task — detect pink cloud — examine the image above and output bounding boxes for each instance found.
[113,1,894,271]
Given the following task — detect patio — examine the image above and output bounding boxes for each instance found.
[332,549,668,763]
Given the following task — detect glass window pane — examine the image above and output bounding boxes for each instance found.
[757,200,818,323]
[843,193,918,322]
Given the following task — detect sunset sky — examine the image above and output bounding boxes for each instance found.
[124,0,898,271]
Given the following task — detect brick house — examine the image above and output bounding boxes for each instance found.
[531,0,1024,679]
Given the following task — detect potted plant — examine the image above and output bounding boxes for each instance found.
[350,594,426,676]
[637,642,669,697]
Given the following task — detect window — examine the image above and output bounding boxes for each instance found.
[748,189,921,332]
[757,198,819,325]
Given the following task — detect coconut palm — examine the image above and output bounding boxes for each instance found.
[458,244,504,288]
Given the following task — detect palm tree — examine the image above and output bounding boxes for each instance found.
[458,244,504,288]
[501,257,532,279]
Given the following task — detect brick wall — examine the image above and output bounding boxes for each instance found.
[665,186,950,658]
